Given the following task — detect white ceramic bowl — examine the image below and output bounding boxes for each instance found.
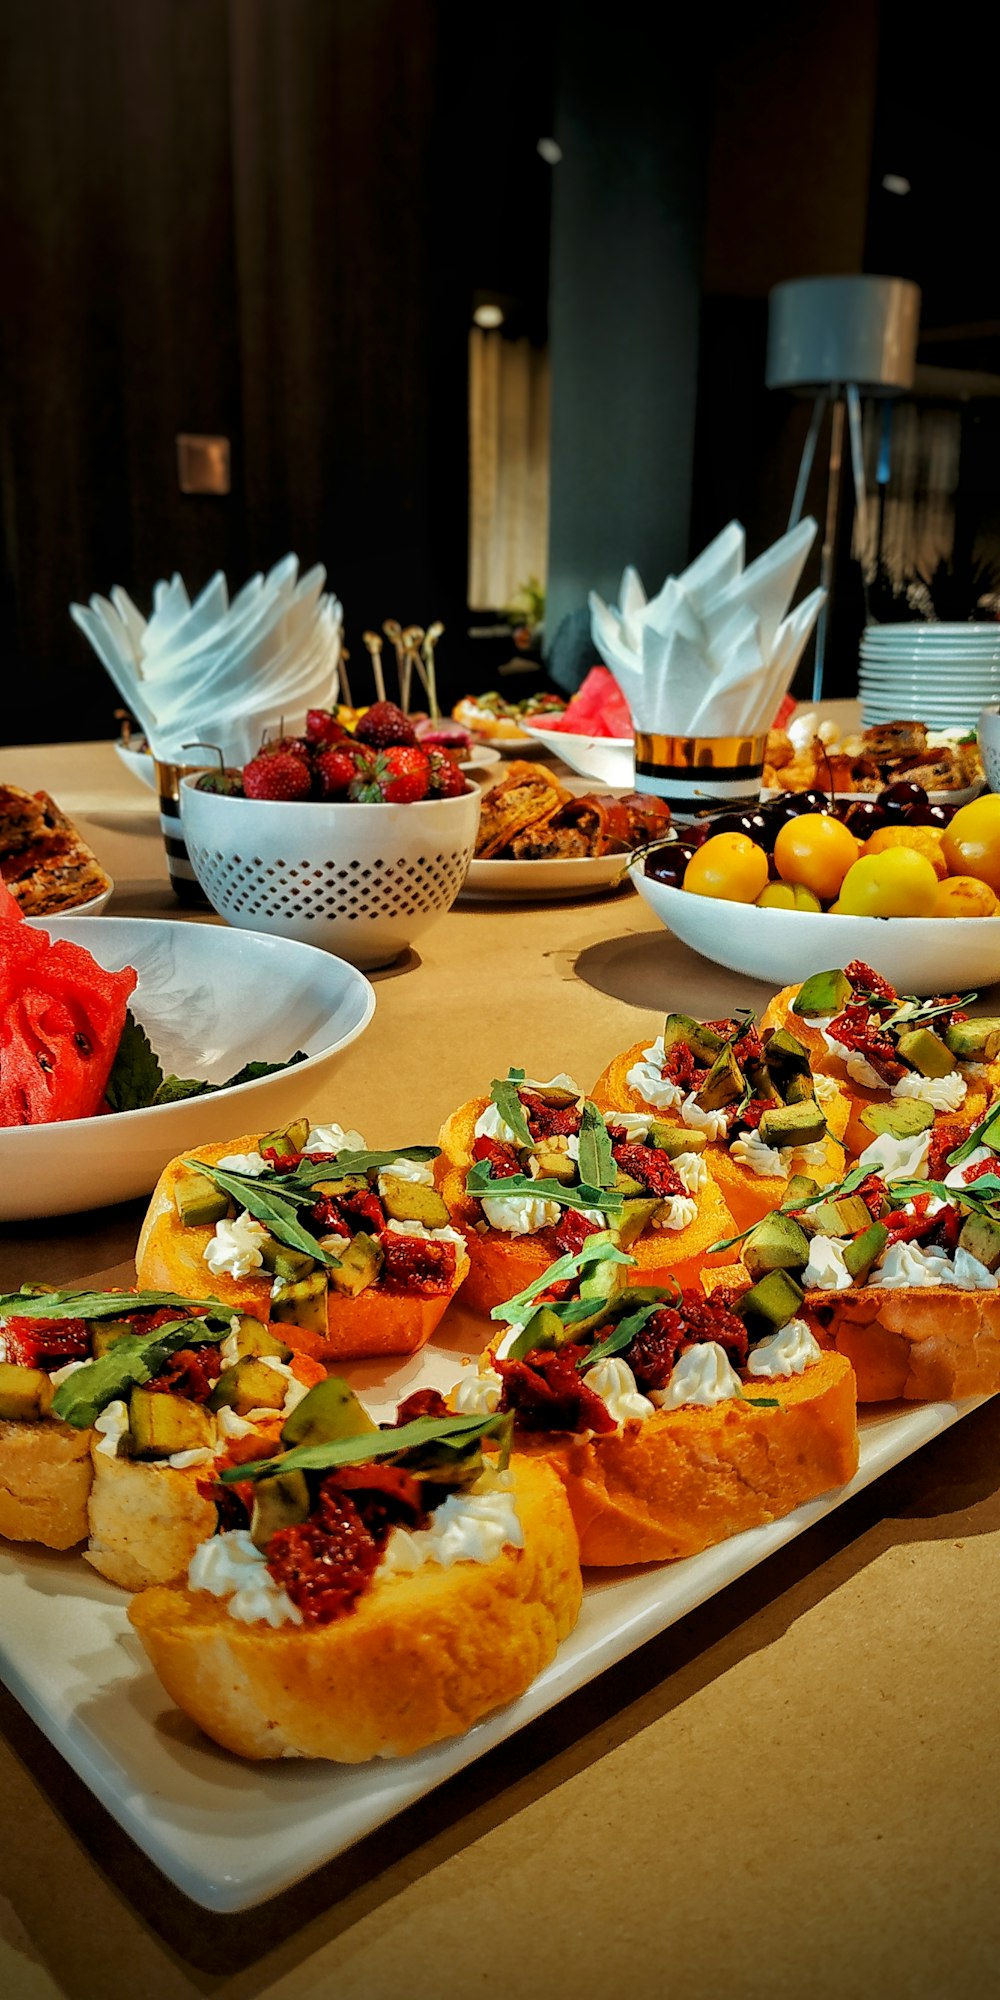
[519,722,635,788]
[114,737,158,791]
[180,778,481,969]
[631,867,1000,997]
[3,917,375,1220]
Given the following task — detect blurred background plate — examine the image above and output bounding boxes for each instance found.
[459,852,632,900]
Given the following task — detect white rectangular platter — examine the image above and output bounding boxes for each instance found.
[0,1321,988,1914]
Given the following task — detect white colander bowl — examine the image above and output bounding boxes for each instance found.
[179,778,481,968]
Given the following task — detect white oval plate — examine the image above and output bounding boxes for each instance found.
[460,851,633,900]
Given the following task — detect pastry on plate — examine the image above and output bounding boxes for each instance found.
[449,1234,858,1564]
[452,691,566,743]
[136,1116,470,1360]
[128,1381,582,1761]
[0,783,112,915]
[473,762,572,857]
[436,1068,734,1316]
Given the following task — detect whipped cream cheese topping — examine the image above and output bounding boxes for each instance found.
[729,1132,829,1179]
[380,1472,523,1575]
[674,1150,709,1194]
[747,1319,821,1378]
[305,1122,367,1156]
[606,1110,654,1140]
[625,1041,684,1112]
[801,1235,853,1291]
[945,1147,993,1188]
[582,1356,654,1425]
[652,1341,742,1410]
[892,1071,967,1112]
[48,1359,86,1386]
[870,1240,955,1289]
[953,1248,1000,1290]
[382,1217,467,1246]
[377,1157,436,1191]
[453,1366,503,1415]
[216,1151,268,1176]
[474,1101,521,1145]
[821,1027,882,1090]
[204,1212,270,1278]
[168,1446,214,1470]
[189,1530,303,1628]
[93,1399,130,1459]
[813,1073,841,1106]
[856,1129,931,1180]
[678,1095,730,1139]
[480,1194,562,1234]
[651,1194,699,1232]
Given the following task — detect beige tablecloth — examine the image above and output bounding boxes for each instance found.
[2,738,999,2000]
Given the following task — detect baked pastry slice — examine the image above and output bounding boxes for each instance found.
[0,784,111,915]
[473,761,571,857]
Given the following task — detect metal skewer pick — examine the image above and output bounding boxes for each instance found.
[362,631,386,704]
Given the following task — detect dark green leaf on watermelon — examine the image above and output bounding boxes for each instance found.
[103,1010,163,1112]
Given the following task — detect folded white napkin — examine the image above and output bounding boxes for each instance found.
[71,555,343,766]
[589,520,823,738]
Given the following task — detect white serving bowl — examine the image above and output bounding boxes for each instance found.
[519,722,635,788]
[180,778,481,969]
[114,736,158,791]
[631,867,1000,996]
[3,917,375,1220]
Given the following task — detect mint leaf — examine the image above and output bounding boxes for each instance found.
[222,1051,308,1088]
[104,1009,163,1112]
[154,1075,215,1105]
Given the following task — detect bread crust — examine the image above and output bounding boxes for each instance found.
[85,1452,217,1590]
[436,1097,734,1316]
[136,1134,470,1360]
[127,1458,582,1761]
[0,1417,92,1550]
[591,1042,853,1233]
[511,1352,857,1564]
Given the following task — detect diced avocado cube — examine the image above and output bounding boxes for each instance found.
[859,1100,935,1142]
[528,1149,577,1186]
[128,1389,214,1460]
[210,1356,288,1416]
[174,1173,230,1229]
[743,1214,811,1284]
[326,1233,383,1299]
[612,1170,646,1197]
[271,1270,330,1332]
[896,1028,957,1080]
[507,1305,574,1358]
[281,1375,378,1448]
[792,969,852,1018]
[259,1238,316,1283]
[784,1073,818,1105]
[260,1119,310,1158]
[784,1174,820,1207]
[379,1176,451,1228]
[661,1013,725,1062]
[250,1470,311,1550]
[758,1100,827,1149]
[957,1213,1000,1274]
[844,1221,890,1285]
[944,1018,1000,1062]
[763,1028,812,1076]
[806,1194,874,1237]
[229,1316,292,1363]
[90,1317,138,1359]
[526,1082,579,1107]
[696,1045,744,1112]
[647,1123,708,1157]
[609,1197,661,1249]
[310,1174,370,1197]
[0,1363,53,1422]
[736,1269,804,1340]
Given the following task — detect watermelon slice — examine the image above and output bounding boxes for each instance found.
[538,666,633,738]
[0,925,137,1125]
[0,878,24,923]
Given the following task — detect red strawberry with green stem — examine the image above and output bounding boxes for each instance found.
[349,747,431,803]
[315,747,361,798]
[354,701,418,750]
[242,751,312,801]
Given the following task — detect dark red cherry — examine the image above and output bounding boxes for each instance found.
[843,799,888,838]
[878,780,929,817]
[700,809,765,840]
[904,801,953,828]
[645,843,696,887]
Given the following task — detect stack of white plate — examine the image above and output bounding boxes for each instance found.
[859,623,1000,729]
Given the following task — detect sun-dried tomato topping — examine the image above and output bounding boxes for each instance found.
[497,1345,617,1435]
[928,1124,971,1179]
[519,1091,581,1141]
[733,1027,763,1068]
[379,1233,457,1296]
[548,1209,602,1257]
[828,1004,904,1083]
[733,1096,767,1133]
[472,1134,522,1177]
[198,1475,255,1528]
[625,1291,749,1393]
[925,1204,961,1253]
[328,1464,428,1544]
[950,1010,969,1025]
[845,962,897,1003]
[394,1388,450,1424]
[661,1042,702,1090]
[145,1344,221,1402]
[852,1173,890,1221]
[884,1194,935,1245]
[611,1141,684,1198]
[963,1157,998,1184]
[310,1187,386,1237]
[0,1314,91,1370]
[260,1147,306,1171]
[267,1484,381,1623]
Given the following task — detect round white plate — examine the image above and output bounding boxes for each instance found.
[461,747,502,773]
[3,917,375,1219]
[460,851,633,900]
[519,723,635,788]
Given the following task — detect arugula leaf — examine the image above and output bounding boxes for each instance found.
[946,1104,1000,1168]
[104,1009,163,1112]
[466,1161,623,1213]
[220,1409,514,1484]
[0,1287,227,1321]
[741,1395,780,1409]
[184,1161,339,1263]
[490,1236,634,1325]
[294,1146,439,1182]
[891,1174,1000,1214]
[51,1314,234,1428]
[488,1071,533,1149]
[577,1298,668,1369]
[706,1162,876,1256]
[577,1100,616,1190]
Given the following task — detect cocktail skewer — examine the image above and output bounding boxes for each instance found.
[362,631,387,703]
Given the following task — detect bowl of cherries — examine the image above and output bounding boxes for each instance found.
[633,783,1000,995]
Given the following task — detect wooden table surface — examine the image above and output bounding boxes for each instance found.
[2,737,1000,2000]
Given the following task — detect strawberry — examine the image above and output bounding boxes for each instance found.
[354,700,418,749]
[348,748,431,804]
[242,750,312,801]
[306,707,349,747]
[259,734,312,759]
[315,748,361,798]
[427,751,469,798]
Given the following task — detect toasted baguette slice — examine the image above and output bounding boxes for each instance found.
[436,1097,734,1316]
[127,1458,582,1762]
[591,1041,852,1233]
[0,1417,93,1550]
[136,1135,470,1361]
[511,1351,857,1565]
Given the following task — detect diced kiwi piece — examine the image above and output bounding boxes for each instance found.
[310,1174,370,1197]
[896,1028,957,1079]
[736,1269,804,1340]
[648,1123,708,1157]
[661,1012,724,1062]
[128,1389,214,1460]
[90,1316,138,1359]
[807,1194,875,1236]
[696,1045,744,1111]
[327,1232,383,1298]
[957,1213,1000,1274]
[281,1375,377,1448]
[784,1174,820,1207]
[174,1173,230,1229]
[229,1316,292,1363]
[259,1237,316,1282]
[613,1170,647,1197]
[844,1221,890,1285]
[610,1197,661,1249]
[858,1099,935,1141]
[743,1214,811,1284]
[758,1100,827,1149]
[784,1072,818,1105]
[271,1270,330,1331]
[763,1028,812,1077]
[210,1356,288,1416]
[250,1470,311,1551]
[792,969,852,1018]
[379,1176,451,1228]
[0,1363,53,1422]
[260,1119,311,1158]
[944,1018,1000,1062]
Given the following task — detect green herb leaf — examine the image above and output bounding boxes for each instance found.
[578,1298,670,1369]
[103,1009,163,1112]
[577,1099,616,1190]
[741,1395,780,1408]
[706,1161,876,1256]
[490,1235,634,1325]
[184,1160,339,1263]
[946,1105,1000,1168]
[222,1052,308,1089]
[294,1145,440,1181]
[0,1287,227,1321]
[51,1314,234,1427]
[154,1075,215,1105]
[221,1409,514,1484]
[488,1072,533,1149]
[466,1161,623,1213]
